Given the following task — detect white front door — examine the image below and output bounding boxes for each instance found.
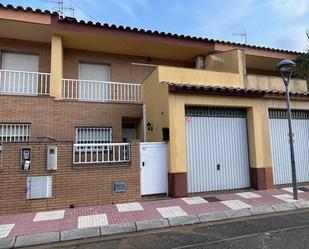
[140,142,168,195]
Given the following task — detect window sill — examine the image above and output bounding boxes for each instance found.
[72,162,131,169]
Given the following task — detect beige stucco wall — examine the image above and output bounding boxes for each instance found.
[143,68,309,175]
[246,74,308,92]
[167,94,309,174]
[157,65,245,88]
[143,68,169,142]
[50,34,63,99]
[205,49,241,74]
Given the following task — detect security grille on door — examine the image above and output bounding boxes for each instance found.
[0,124,31,142]
[186,106,247,118]
[269,109,309,119]
[75,127,112,144]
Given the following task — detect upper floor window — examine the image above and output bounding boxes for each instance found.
[79,62,110,82]
[1,52,39,94]
[78,62,111,101]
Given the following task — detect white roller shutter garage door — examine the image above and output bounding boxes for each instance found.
[269,109,309,185]
[185,107,250,193]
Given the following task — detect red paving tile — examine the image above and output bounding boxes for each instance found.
[0,187,305,238]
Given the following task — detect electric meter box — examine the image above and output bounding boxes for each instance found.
[21,148,31,171]
[47,146,57,170]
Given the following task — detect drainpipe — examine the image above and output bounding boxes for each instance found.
[143,104,147,142]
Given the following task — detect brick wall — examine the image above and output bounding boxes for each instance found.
[63,48,190,83]
[0,95,142,142]
[0,38,51,73]
[0,141,140,214]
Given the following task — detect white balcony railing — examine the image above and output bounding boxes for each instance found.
[73,143,130,164]
[62,79,142,103]
[0,70,50,95]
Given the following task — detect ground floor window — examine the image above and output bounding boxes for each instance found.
[0,123,31,142]
[75,127,112,144]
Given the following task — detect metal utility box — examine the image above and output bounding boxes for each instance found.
[21,147,31,171]
[47,146,57,170]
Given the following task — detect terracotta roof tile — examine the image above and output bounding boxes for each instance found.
[164,81,309,98]
[0,4,301,55]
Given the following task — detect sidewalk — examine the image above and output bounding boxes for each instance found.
[1,186,309,248]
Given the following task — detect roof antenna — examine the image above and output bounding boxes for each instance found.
[41,0,74,17]
[232,30,247,44]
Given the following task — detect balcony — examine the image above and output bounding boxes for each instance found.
[62,79,142,103]
[156,66,245,88]
[246,74,308,92]
[0,70,50,95]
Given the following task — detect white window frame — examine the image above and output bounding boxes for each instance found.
[75,127,112,153]
[78,62,111,101]
[1,52,39,95]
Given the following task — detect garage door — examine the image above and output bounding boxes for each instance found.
[185,107,250,193]
[269,109,309,185]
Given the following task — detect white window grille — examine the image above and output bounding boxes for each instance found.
[75,127,112,144]
[73,127,130,164]
[0,123,31,142]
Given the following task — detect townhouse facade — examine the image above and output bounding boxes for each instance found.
[0,4,308,214]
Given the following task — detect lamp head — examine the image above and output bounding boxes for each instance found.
[276,59,296,73]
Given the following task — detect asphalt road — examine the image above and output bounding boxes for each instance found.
[34,210,309,249]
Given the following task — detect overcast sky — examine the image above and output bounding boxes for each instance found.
[2,0,309,52]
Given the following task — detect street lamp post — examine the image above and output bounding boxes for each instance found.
[276,59,298,200]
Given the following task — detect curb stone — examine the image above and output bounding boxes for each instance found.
[250,205,275,215]
[14,232,59,248]
[293,200,309,209]
[100,223,136,235]
[272,202,296,212]
[3,202,309,248]
[198,212,227,222]
[224,208,252,219]
[168,215,200,226]
[0,237,15,249]
[60,227,100,241]
[136,219,169,231]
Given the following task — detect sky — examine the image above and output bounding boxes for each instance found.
[2,0,309,52]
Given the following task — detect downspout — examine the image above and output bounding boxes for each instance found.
[143,104,147,142]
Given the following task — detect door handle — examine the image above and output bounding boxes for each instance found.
[217,164,220,171]
[142,162,145,167]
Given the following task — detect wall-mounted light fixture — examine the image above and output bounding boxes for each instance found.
[147,122,153,131]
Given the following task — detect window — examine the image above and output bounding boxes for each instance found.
[27,176,52,199]
[0,123,31,142]
[75,127,112,144]
[79,62,111,101]
[1,52,39,94]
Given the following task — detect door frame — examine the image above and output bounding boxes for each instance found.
[140,142,168,196]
